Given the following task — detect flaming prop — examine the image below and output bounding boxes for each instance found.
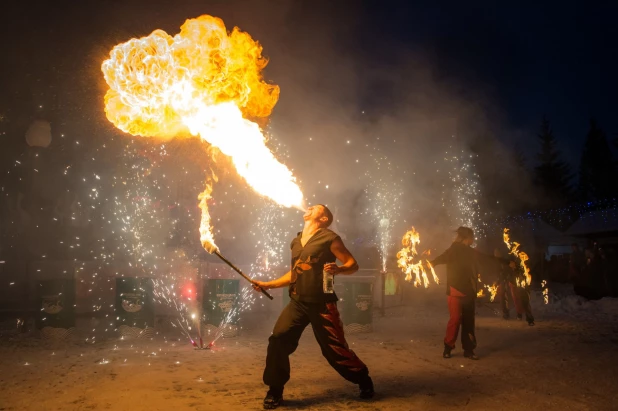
[503,228,531,288]
[102,15,304,298]
[541,280,549,304]
[396,227,440,288]
[484,283,498,302]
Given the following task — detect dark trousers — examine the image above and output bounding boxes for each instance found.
[444,295,476,351]
[263,299,370,390]
[500,282,534,322]
[499,282,522,315]
[517,286,534,322]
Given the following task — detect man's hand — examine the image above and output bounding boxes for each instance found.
[252,280,269,292]
[329,238,359,275]
[324,263,341,274]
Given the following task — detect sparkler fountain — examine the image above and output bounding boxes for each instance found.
[365,153,403,272]
[440,144,485,240]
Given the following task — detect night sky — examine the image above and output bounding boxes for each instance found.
[1,0,617,166]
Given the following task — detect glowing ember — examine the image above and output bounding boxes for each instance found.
[503,228,531,287]
[396,227,440,288]
[101,15,304,253]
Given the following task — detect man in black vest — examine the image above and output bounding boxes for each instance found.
[253,204,374,409]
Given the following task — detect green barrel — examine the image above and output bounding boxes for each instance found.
[115,277,154,329]
[339,277,374,333]
[36,279,75,330]
[203,279,240,327]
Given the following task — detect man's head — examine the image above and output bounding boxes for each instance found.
[493,248,503,258]
[454,226,475,246]
[571,243,579,252]
[303,204,333,228]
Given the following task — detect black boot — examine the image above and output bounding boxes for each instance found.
[527,316,535,326]
[263,387,283,409]
[463,350,479,360]
[359,376,374,399]
[443,344,452,359]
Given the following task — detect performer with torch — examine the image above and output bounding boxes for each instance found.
[431,227,481,360]
[252,204,374,409]
[494,248,535,325]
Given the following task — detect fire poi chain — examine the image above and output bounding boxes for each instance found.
[397,227,440,288]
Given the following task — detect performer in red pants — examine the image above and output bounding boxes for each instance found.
[431,227,480,360]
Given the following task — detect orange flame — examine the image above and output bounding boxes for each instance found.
[503,228,531,287]
[397,227,439,288]
[484,283,498,302]
[101,15,304,252]
[541,280,549,304]
[427,261,440,285]
[198,182,217,253]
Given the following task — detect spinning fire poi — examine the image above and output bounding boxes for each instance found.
[101,15,306,301]
[502,228,532,288]
[502,229,540,324]
[397,227,440,288]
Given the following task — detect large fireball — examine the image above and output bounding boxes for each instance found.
[101,15,304,251]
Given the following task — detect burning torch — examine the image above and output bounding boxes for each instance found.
[202,241,273,300]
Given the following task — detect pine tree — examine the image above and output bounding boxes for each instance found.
[578,118,617,201]
[513,143,528,170]
[533,116,573,208]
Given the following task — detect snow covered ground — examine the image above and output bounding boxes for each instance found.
[1,285,617,411]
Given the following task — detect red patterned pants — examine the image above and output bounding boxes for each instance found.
[444,294,477,351]
[263,298,370,390]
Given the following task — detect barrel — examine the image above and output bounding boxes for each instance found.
[339,276,374,333]
[115,277,154,338]
[36,278,75,331]
[202,279,240,338]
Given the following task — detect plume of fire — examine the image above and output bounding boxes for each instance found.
[101,15,304,253]
[476,289,485,298]
[503,228,531,287]
[396,227,440,288]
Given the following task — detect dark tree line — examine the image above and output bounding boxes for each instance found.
[469,115,616,226]
[534,116,617,208]
[533,117,573,208]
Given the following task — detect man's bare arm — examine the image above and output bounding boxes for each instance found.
[324,237,359,275]
[253,271,292,290]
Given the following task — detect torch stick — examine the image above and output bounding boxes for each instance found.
[213,250,274,300]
